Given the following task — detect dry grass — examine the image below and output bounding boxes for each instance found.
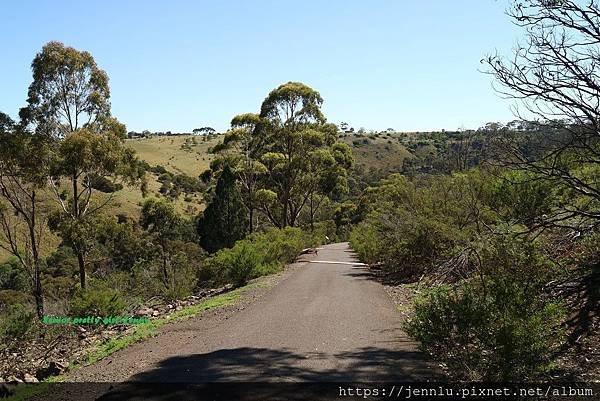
[339,134,413,171]
[1,135,218,263]
[126,135,221,176]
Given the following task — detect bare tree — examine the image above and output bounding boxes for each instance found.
[483,0,600,232]
[0,113,50,318]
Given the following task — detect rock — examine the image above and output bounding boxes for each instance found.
[36,361,68,380]
[151,310,160,317]
[6,376,21,383]
[175,306,182,311]
[136,307,153,316]
[167,304,174,309]
[23,373,38,383]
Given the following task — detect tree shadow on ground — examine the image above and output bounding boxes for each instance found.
[98,346,440,400]
[340,248,423,285]
[563,263,600,342]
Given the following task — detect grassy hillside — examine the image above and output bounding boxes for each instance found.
[0,135,220,262]
[126,135,221,176]
[1,131,442,262]
[339,133,414,172]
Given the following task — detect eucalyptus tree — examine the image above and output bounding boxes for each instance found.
[256,82,352,227]
[210,82,353,229]
[211,113,266,232]
[0,113,51,318]
[20,41,144,289]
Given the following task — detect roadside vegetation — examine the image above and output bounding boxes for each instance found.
[351,0,600,381]
[0,43,352,381]
[1,0,599,386]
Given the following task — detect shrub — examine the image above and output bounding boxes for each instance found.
[0,257,28,291]
[89,174,123,193]
[204,241,260,288]
[150,165,168,175]
[69,287,126,317]
[202,227,315,288]
[0,290,33,311]
[248,227,306,266]
[349,222,382,265]
[492,170,555,226]
[0,303,35,345]
[405,236,564,380]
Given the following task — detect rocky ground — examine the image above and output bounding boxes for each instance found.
[0,284,240,383]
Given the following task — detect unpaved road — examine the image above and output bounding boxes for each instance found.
[54,243,438,399]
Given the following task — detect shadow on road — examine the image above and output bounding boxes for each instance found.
[127,346,434,382]
[97,346,438,400]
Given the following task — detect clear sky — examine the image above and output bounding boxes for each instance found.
[1,1,523,133]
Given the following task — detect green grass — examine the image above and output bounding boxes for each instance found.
[3,383,50,401]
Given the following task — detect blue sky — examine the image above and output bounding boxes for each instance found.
[1,1,523,133]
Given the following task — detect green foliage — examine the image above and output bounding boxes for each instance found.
[0,257,28,291]
[88,174,123,193]
[405,236,564,380]
[0,303,35,345]
[21,41,146,291]
[492,170,555,225]
[20,41,110,139]
[156,170,204,198]
[349,222,382,265]
[350,172,496,279]
[205,242,261,288]
[69,287,125,317]
[198,165,248,253]
[203,227,313,288]
[0,290,33,311]
[139,198,202,299]
[210,82,353,229]
[150,164,168,175]
[247,227,307,265]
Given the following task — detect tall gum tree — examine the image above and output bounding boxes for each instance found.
[210,113,267,232]
[210,82,353,229]
[20,41,144,290]
[257,82,352,227]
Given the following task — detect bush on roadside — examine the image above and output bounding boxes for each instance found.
[0,303,35,346]
[404,236,564,380]
[202,227,317,288]
[248,227,307,266]
[69,287,126,317]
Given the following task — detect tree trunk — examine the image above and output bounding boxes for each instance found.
[248,207,254,233]
[309,193,315,232]
[29,190,44,318]
[72,173,88,290]
[77,251,86,290]
[282,198,288,227]
[161,243,170,289]
[33,272,44,319]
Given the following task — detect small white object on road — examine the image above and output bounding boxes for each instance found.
[308,260,367,266]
